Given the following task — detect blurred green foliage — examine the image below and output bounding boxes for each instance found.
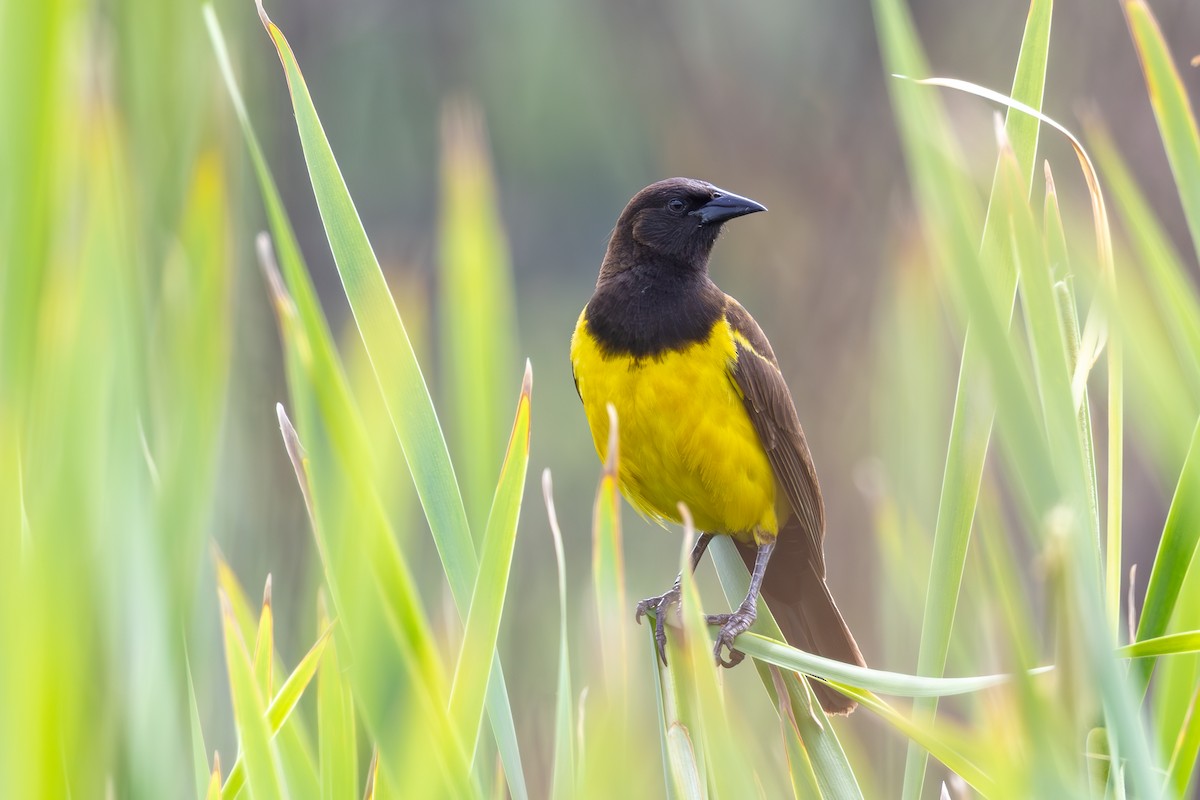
[3,0,1200,796]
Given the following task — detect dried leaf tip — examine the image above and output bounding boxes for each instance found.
[262,574,273,609]
[276,403,299,450]
[256,232,292,313]
[521,358,533,399]
[1044,159,1058,196]
[1191,54,1200,67]
[254,0,270,29]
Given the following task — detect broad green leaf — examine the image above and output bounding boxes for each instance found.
[449,363,532,760]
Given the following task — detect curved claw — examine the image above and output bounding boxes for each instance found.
[710,605,755,669]
[655,609,669,665]
[635,585,682,666]
[714,640,746,668]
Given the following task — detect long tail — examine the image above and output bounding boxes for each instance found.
[737,523,864,715]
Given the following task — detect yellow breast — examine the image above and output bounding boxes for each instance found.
[570,310,779,538]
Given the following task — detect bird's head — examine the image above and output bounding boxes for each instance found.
[605,177,766,271]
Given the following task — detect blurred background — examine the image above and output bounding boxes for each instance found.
[3,0,1199,795]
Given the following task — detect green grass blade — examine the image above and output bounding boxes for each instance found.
[222,620,334,798]
[252,578,274,700]
[203,5,337,383]
[831,685,997,796]
[212,7,527,792]
[267,625,333,733]
[1123,0,1200,264]
[1163,687,1200,797]
[709,538,863,800]
[593,405,630,691]
[769,667,824,799]
[542,471,576,800]
[219,592,284,800]
[317,598,358,800]
[980,0,1051,243]
[872,3,1052,796]
[730,632,1052,697]
[253,1,474,582]
[261,237,467,797]
[1089,127,1200,397]
[251,8,529,791]
[648,625,682,800]
[674,512,758,799]
[206,756,223,800]
[276,405,477,797]
[449,363,532,761]
[1134,416,1200,688]
[438,103,518,537]
[1119,631,1200,659]
[185,650,211,800]
[650,623,702,800]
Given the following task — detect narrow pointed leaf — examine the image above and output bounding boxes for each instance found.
[219,592,283,800]
[318,598,357,800]
[1123,0,1200,263]
[449,362,532,759]
[542,471,576,800]
[253,577,274,699]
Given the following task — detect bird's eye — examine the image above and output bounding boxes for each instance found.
[667,198,687,214]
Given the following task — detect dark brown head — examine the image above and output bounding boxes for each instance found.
[602,177,766,275]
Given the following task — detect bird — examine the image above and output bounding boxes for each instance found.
[570,177,864,714]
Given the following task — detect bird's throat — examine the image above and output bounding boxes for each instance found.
[585,263,725,359]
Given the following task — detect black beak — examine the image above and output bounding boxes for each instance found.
[690,189,767,226]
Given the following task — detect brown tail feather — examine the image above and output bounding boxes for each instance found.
[736,527,864,715]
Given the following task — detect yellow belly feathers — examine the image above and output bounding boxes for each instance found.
[571,311,780,542]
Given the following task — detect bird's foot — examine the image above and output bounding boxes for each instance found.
[706,604,757,668]
[636,583,682,666]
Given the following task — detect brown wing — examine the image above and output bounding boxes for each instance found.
[725,297,827,579]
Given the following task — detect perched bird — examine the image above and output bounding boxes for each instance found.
[570,177,864,714]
